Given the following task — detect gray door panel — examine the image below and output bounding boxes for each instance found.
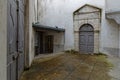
[87,32,94,53]
[79,34,87,53]
[79,24,94,53]
[7,0,17,80]
[7,0,24,80]
[18,2,24,79]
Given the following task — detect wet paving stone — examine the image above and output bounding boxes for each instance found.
[20,53,113,80]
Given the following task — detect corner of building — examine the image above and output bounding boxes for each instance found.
[0,0,7,80]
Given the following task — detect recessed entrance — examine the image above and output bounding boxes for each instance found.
[79,24,94,53]
[35,32,44,55]
[45,35,54,53]
[35,32,54,56]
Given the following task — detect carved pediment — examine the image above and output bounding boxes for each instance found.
[74,4,101,15]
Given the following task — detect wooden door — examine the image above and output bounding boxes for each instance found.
[7,0,24,80]
[35,32,39,55]
[35,32,44,55]
[45,35,54,53]
[79,24,94,53]
[17,0,25,79]
[39,32,44,54]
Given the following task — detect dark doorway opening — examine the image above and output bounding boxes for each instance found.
[35,32,44,55]
[35,32,54,56]
[45,35,54,53]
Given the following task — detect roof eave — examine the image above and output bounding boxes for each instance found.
[33,23,65,32]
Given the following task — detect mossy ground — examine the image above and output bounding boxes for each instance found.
[20,52,113,80]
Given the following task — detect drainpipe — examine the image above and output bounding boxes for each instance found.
[118,24,120,57]
[37,0,39,22]
[24,0,30,69]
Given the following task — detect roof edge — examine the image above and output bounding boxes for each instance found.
[33,23,65,32]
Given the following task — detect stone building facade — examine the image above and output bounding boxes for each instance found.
[73,4,101,53]
[36,0,120,57]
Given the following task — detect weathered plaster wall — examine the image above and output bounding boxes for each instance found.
[100,18,119,56]
[29,0,38,66]
[106,0,120,12]
[101,0,120,57]
[0,0,7,80]
[24,0,38,67]
[53,32,65,52]
[38,0,105,50]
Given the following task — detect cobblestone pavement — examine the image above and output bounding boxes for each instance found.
[20,53,114,80]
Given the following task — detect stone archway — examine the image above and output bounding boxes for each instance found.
[79,24,94,53]
[73,4,101,53]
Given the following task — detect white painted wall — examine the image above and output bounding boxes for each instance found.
[0,0,7,80]
[102,0,120,57]
[106,0,120,12]
[28,0,38,66]
[38,0,105,50]
[100,17,119,55]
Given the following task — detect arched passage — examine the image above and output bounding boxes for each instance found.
[79,24,94,53]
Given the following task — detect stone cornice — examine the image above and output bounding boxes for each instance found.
[106,11,120,24]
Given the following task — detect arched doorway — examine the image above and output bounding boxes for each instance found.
[79,24,94,53]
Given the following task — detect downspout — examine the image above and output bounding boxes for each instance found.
[37,0,39,22]
[24,0,30,69]
[118,24,120,57]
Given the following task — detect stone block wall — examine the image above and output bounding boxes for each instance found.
[73,4,101,53]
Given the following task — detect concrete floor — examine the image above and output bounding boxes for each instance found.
[108,56,120,80]
[20,52,119,80]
